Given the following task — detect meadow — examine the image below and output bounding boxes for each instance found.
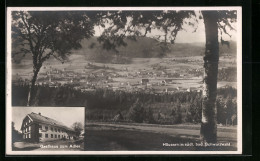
[85,122,237,151]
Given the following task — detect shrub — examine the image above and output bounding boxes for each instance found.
[169,105,182,124]
[128,99,145,123]
[144,107,156,124]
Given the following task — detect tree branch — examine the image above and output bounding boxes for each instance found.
[52,54,65,63]
[20,12,36,55]
[40,51,54,63]
[143,22,152,37]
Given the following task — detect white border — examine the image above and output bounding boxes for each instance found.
[6,7,242,155]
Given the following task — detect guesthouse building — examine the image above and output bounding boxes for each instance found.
[20,112,76,143]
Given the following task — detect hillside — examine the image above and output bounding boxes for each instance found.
[12,36,237,64]
[74,37,237,61]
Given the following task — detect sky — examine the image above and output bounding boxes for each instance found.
[173,19,237,43]
[12,107,85,132]
[93,12,237,43]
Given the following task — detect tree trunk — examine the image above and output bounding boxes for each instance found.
[27,66,41,106]
[226,119,228,126]
[200,11,219,143]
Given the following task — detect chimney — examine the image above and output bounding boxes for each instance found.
[39,112,41,115]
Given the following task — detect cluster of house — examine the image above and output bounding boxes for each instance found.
[13,64,203,93]
[185,68,203,77]
[21,112,77,142]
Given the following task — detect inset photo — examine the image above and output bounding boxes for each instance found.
[11,107,85,151]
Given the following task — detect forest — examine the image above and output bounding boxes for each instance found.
[12,85,237,126]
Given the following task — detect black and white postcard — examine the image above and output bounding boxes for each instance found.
[6,7,242,155]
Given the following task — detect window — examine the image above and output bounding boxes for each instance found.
[55,134,57,138]
[29,120,31,123]
[51,127,53,131]
[29,126,31,131]
[51,134,53,138]
[39,133,42,137]
[39,125,42,130]
[45,126,48,131]
[55,128,57,132]
[58,135,60,138]
[45,134,48,138]
[25,134,27,138]
[58,129,60,133]
[28,133,31,138]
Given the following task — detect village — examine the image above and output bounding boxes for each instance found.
[13,57,205,94]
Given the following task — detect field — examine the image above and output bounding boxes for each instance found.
[85,122,237,151]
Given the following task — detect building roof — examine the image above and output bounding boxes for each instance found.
[23,112,75,132]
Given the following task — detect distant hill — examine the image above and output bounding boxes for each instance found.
[76,37,237,60]
[12,36,237,64]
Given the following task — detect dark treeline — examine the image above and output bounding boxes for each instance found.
[12,84,237,126]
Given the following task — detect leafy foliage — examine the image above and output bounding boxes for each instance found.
[216,11,237,38]
[185,98,202,123]
[71,122,83,137]
[95,10,237,57]
[170,105,182,124]
[12,11,95,64]
[12,122,23,143]
[128,98,145,123]
[144,106,156,124]
[96,11,196,56]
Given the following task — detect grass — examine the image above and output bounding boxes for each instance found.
[86,122,237,133]
[84,123,237,151]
